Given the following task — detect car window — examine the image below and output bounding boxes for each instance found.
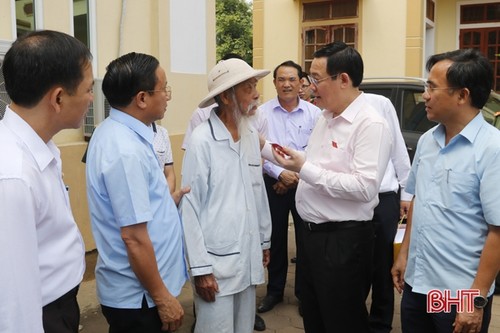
[363,88,392,100]
[482,93,500,130]
[401,89,435,133]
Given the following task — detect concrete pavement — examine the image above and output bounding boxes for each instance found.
[78,224,500,333]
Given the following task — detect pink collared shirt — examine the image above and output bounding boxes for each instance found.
[296,93,393,223]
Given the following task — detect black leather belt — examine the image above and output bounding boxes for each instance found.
[379,191,397,197]
[303,220,370,232]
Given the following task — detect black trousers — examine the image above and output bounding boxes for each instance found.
[101,295,168,333]
[401,283,493,333]
[300,220,374,333]
[42,285,80,333]
[369,191,400,333]
[264,175,303,299]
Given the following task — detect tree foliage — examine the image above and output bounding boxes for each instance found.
[216,0,253,65]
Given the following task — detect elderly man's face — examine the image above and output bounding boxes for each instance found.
[233,77,260,117]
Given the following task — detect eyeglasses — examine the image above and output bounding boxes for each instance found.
[424,82,458,94]
[308,74,339,86]
[147,86,172,100]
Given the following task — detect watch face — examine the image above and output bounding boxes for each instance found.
[474,295,488,309]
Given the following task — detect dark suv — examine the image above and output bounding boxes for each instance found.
[360,77,500,161]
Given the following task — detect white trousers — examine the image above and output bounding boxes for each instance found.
[194,285,256,333]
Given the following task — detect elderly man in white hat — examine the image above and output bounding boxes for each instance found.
[180,59,272,333]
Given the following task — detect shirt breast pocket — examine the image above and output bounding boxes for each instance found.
[248,158,262,187]
[206,242,241,280]
[441,170,479,212]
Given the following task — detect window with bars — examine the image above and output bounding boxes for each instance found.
[426,0,435,22]
[461,2,500,24]
[74,0,90,48]
[302,0,359,73]
[16,0,36,37]
[303,0,358,21]
[459,2,500,91]
[302,25,357,73]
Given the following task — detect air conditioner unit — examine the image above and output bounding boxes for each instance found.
[84,78,111,138]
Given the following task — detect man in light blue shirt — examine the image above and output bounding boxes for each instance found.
[392,49,500,333]
[86,52,188,333]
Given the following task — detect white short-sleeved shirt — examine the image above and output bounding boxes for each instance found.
[153,123,173,166]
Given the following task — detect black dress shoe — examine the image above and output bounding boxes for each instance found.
[254,314,266,331]
[257,295,283,313]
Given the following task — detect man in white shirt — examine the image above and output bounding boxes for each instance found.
[0,30,93,333]
[153,122,176,192]
[257,60,321,315]
[180,58,272,333]
[272,41,392,333]
[363,93,412,333]
[180,54,268,332]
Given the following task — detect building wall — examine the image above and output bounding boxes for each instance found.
[361,0,407,78]
[258,0,301,102]
[256,0,418,98]
[405,0,425,77]
[0,1,14,40]
[0,0,215,252]
[434,0,460,53]
[257,0,496,84]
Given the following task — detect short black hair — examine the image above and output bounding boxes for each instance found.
[273,60,303,79]
[426,49,493,109]
[313,42,364,87]
[102,52,159,108]
[2,30,92,108]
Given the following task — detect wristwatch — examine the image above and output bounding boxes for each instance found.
[473,295,488,309]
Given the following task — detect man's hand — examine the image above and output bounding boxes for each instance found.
[400,200,411,219]
[272,146,305,173]
[391,251,407,294]
[156,294,184,332]
[172,186,191,206]
[453,307,483,333]
[272,181,289,195]
[194,274,219,303]
[278,170,299,188]
[262,249,270,268]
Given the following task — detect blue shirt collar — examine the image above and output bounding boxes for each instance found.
[433,112,485,147]
[108,108,154,145]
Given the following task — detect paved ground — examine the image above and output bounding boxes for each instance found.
[78,225,500,333]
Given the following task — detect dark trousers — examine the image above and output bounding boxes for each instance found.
[42,285,80,333]
[401,283,493,333]
[369,191,400,333]
[264,175,303,299]
[101,295,168,333]
[300,221,374,333]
